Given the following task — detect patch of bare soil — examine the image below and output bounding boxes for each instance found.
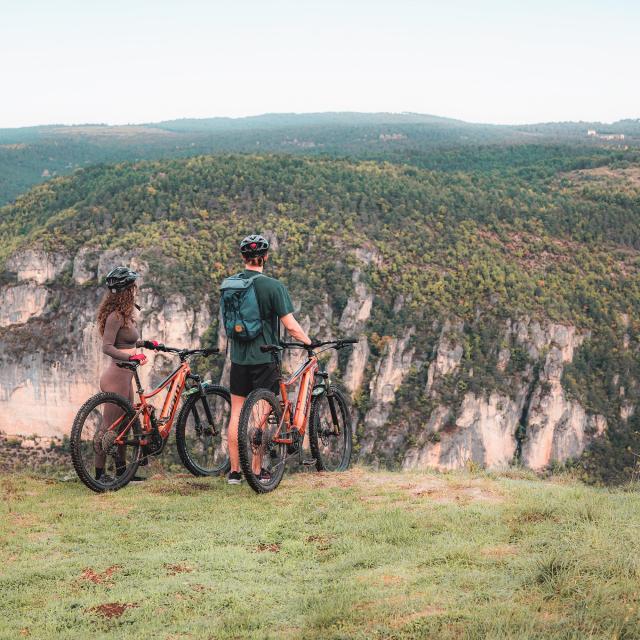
[165,563,193,575]
[256,543,281,553]
[80,565,122,585]
[292,470,505,505]
[294,468,367,489]
[88,602,138,619]
[396,477,504,505]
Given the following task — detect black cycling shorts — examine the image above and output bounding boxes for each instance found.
[230,362,280,397]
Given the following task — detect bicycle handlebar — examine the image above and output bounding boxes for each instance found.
[154,345,220,358]
[280,338,358,350]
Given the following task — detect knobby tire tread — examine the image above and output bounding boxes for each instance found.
[175,385,231,477]
[309,385,353,472]
[237,388,284,494]
[70,391,140,493]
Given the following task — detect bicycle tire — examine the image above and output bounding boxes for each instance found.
[237,388,286,493]
[70,392,141,493]
[309,385,353,472]
[175,384,231,476]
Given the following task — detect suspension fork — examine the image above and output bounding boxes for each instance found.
[188,374,215,431]
[317,370,340,434]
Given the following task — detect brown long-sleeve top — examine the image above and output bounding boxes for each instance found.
[102,311,142,361]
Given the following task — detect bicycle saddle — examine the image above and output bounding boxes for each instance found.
[116,362,140,370]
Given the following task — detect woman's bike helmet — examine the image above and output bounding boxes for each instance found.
[240,234,269,258]
[105,266,138,293]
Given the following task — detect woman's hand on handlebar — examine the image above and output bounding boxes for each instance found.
[129,353,147,365]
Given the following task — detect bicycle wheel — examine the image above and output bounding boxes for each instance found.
[238,388,286,493]
[175,385,231,476]
[70,392,141,492]
[309,385,352,472]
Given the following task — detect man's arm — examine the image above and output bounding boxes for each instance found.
[280,313,312,345]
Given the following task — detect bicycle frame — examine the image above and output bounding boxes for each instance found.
[271,354,319,445]
[111,360,191,446]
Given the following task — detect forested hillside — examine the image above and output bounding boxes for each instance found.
[1,112,636,205]
[1,147,640,482]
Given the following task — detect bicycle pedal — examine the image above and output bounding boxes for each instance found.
[302,458,317,466]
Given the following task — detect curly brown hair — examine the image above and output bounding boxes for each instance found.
[97,286,136,336]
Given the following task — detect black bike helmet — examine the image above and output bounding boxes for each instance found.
[105,266,138,293]
[240,234,269,258]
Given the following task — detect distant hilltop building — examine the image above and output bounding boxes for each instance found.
[379,133,407,141]
[587,129,625,141]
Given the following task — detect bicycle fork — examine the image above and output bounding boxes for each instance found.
[187,374,217,436]
[314,371,341,436]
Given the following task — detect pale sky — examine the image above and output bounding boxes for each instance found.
[1,0,638,128]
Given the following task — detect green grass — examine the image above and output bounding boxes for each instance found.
[2,468,640,639]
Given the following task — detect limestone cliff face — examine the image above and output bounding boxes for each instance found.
[6,250,71,285]
[0,283,50,328]
[520,326,606,470]
[0,247,617,472]
[399,319,609,470]
[0,248,209,438]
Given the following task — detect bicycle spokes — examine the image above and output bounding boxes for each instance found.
[74,397,140,487]
[246,399,286,479]
[181,391,230,474]
[312,393,350,471]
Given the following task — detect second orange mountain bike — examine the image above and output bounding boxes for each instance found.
[237,338,357,493]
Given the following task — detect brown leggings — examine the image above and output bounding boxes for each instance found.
[96,360,134,470]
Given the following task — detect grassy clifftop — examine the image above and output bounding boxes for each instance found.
[2,468,640,639]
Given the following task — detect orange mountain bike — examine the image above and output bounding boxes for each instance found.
[71,345,230,492]
[237,338,357,493]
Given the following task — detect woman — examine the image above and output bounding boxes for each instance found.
[95,266,158,481]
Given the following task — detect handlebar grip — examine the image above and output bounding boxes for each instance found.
[260,344,284,353]
[340,338,358,344]
[202,348,220,356]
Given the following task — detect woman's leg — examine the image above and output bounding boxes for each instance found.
[96,363,134,476]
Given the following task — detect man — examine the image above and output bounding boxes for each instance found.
[223,234,311,484]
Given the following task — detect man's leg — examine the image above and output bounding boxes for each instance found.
[228,393,245,473]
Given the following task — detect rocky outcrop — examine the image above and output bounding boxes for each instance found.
[404,392,526,470]
[339,271,374,397]
[359,329,416,461]
[521,326,606,469]
[7,250,70,284]
[400,318,607,471]
[0,283,49,327]
[0,248,212,438]
[425,320,464,393]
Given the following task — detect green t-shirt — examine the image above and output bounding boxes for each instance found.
[229,270,294,365]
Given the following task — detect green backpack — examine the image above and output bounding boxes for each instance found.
[219,273,263,341]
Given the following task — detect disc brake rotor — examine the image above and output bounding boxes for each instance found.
[320,420,335,446]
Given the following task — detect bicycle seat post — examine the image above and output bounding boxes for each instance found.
[133,368,144,395]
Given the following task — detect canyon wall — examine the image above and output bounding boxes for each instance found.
[0,246,617,469]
